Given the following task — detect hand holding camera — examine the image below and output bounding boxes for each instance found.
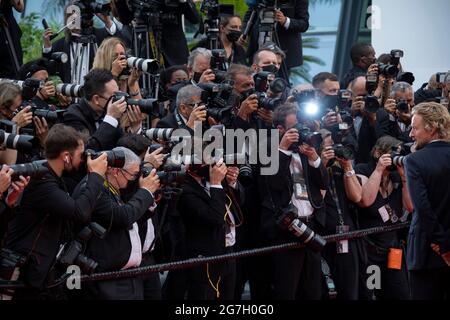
[351,96,365,116]
[0,165,13,193]
[112,54,128,77]
[33,116,49,145]
[375,153,392,174]
[199,69,216,84]
[186,104,207,129]
[274,9,287,26]
[86,152,108,178]
[139,168,160,194]
[299,144,319,162]
[40,81,56,99]
[321,146,335,167]
[257,108,273,126]
[144,146,166,170]
[106,96,127,119]
[238,94,258,121]
[12,106,33,131]
[6,175,30,208]
[384,98,397,115]
[126,105,145,133]
[43,28,54,49]
[210,160,227,185]
[226,166,239,186]
[280,128,299,151]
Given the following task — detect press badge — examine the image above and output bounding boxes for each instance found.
[292,173,309,200]
[378,205,390,223]
[336,225,349,254]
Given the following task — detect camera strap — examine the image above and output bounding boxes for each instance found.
[328,167,349,254]
[174,109,185,127]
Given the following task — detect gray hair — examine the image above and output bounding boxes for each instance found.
[187,48,212,70]
[176,84,203,109]
[390,81,413,97]
[112,146,141,171]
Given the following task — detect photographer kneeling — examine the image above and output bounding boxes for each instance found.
[72,147,160,300]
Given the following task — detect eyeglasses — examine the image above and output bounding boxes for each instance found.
[120,169,140,181]
[187,102,206,109]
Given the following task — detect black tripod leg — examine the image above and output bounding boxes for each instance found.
[1,26,21,78]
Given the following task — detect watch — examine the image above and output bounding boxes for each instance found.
[344,169,356,178]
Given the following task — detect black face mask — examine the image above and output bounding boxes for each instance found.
[226,30,242,43]
[120,177,139,199]
[261,64,279,74]
[193,72,203,83]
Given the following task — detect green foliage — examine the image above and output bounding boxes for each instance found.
[19,13,43,64]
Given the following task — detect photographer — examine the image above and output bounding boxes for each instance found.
[194,15,246,65]
[157,84,206,131]
[72,147,160,300]
[312,72,341,129]
[42,2,121,84]
[187,48,214,84]
[178,158,242,300]
[383,82,415,142]
[0,0,24,78]
[260,103,328,299]
[63,68,127,152]
[4,124,108,299]
[342,43,376,89]
[405,102,450,299]
[355,136,413,300]
[251,48,280,75]
[319,129,362,300]
[244,0,310,77]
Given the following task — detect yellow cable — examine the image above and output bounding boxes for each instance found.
[206,263,221,299]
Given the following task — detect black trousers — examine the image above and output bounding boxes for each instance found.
[410,267,450,300]
[140,253,162,300]
[362,245,410,300]
[82,277,144,300]
[186,248,236,300]
[271,246,322,300]
[322,239,360,300]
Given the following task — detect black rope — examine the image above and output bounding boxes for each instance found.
[0,222,410,289]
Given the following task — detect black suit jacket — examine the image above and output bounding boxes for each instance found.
[42,28,118,83]
[5,165,104,288]
[63,98,122,151]
[72,178,155,272]
[178,175,240,257]
[405,141,450,270]
[259,150,328,244]
[245,0,310,68]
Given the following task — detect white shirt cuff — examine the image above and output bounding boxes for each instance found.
[279,148,293,156]
[103,115,118,128]
[284,17,291,30]
[43,46,52,54]
[309,157,321,168]
[105,21,117,35]
[210,184,223,189]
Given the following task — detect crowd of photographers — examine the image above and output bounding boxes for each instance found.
[0,0,449,300]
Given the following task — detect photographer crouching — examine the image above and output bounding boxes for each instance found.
[260,103,328,299]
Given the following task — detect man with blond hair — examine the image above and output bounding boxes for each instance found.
[405,102,450,299]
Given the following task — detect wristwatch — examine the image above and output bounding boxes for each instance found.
[344,169,356,178]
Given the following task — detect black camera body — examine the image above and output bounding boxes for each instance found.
[210,49,228,83]
[276,203,326,252]
[0,126,37,154]
[197,82,234,123]
[85,149,125,168]
[289,123,322,152]
[4,160,49,181]
[112,91,158,114]
[332,143,355,161]
[396,99,409,113]
[378,49,404,78]
[364,95,380,114]
[57,222,106,274]
[390,142,413,168]
[141,163,186,186]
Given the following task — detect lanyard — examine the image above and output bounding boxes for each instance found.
[328,167,345,226]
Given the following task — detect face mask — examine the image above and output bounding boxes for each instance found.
[321,94,339,110]
[193,72,202,83]
[261,64,279,74]
[120,177,139,197]
[226,30,242,43]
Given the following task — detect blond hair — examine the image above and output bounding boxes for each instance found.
[412,102,450,140]
[92,37,126,71]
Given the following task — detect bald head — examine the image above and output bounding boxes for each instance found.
[349,76,367,98]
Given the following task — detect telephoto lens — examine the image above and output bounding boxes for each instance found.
[56,83,84,97]
[0,129,36,154]
[144,128,174,141]
[276,204,326,252]
[85,149,125,168]
[8,160,48,181]
[127,57,159,74]
[332,144,355,160]
[396,99,409,113]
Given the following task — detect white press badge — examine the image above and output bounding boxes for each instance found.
[336,225,349,254]
[378,205,390,223]
[292,173,309,200]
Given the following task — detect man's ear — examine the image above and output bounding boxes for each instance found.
[251,63,258,73]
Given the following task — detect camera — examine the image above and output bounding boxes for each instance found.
[365,73,378,94]
[57,222,106,274]
[6,160,49,181]
[85,149,125,168]
[390,142,413,168]
[141,163,187,186]
[127,56,159,74]
[292,89,316,105]
[276,203,326,252]
[56,83,84,98]
[0,248,26,300]
[378,49,404,78]
[289,123,322,152]
[145,128,175,141]
[210,49,228,83]
[15,104,67,136]
[0,127,36,154]
[112,91,158,114]
[254,71,275,93]
[332,143,354,160]
[197,82,235,123]
[364,95,380,114]
[396,99,409,113]
[0,77,44,101]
